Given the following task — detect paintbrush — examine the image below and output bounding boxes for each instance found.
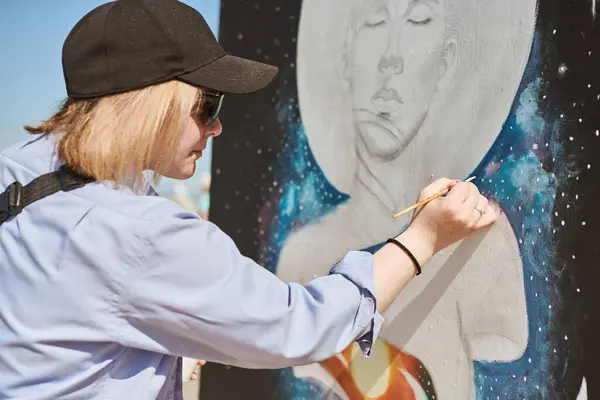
[392,176,477,219]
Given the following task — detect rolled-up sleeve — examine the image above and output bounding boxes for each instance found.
[114,211,383,369]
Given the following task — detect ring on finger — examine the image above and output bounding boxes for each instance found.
[474,207,485,216]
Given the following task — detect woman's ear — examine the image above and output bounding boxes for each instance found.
[436,39,457,92]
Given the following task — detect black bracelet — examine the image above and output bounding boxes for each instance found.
[386,238,422,276]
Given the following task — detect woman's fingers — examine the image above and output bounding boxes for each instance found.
[188,360,206,380]
[475,202,499,229]
[471,194,489,225]
[447,182,479,222]
[445,181,472,205]
[419,178,457,199]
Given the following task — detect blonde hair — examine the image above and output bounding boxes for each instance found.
[25,80,202,191]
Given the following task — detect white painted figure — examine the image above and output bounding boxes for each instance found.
[275,0,541,397]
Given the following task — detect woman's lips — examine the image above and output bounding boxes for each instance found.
[191,149,203,159]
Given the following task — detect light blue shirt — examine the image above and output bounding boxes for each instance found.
[0,135,383,399]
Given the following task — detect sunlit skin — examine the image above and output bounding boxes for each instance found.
[189,360,206,380]
[158,114,222,180]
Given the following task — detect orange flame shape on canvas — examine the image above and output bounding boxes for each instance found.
[318,340,437,400]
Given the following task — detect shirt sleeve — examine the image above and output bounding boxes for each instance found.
[114,210,383,369]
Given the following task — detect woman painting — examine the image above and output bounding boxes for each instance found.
[0,1,496,399]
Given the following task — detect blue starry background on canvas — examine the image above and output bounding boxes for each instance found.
[203,0,598,398]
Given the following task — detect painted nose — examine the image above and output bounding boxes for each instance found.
[379,49,404,75]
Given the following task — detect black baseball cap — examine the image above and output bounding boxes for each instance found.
[62,0,279,98]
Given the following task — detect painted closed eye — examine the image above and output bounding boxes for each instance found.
[363,8,387,27]
[407,3,433,25]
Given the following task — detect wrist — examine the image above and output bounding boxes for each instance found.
[394,226,436,268]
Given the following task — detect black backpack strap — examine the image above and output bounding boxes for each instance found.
[0,165,95,226]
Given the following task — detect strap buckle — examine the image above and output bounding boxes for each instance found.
[0,181,24,224]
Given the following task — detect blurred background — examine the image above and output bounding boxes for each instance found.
[0,0,221,219]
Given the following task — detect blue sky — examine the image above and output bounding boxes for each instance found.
[0,0,220,175]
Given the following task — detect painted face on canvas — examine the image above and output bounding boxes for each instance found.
[348,0,453,161]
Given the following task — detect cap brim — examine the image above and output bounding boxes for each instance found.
[178,54,279,94]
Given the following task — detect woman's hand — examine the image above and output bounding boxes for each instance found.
[373,177,498,313]
[403,178,498,260]
[189,360,207,380]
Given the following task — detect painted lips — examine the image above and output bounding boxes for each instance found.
[372,87,403,115]
[353,108,407,147]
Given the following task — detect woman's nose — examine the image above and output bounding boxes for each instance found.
[207,118,223,137]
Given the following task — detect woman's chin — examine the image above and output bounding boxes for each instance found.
[162,163,196,180]
[180,165,197,180]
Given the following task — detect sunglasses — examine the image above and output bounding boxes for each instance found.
[197,90,224,127]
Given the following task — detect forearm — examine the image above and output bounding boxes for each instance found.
[372,226,435,313]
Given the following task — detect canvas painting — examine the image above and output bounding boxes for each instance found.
[201,0,599,398]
